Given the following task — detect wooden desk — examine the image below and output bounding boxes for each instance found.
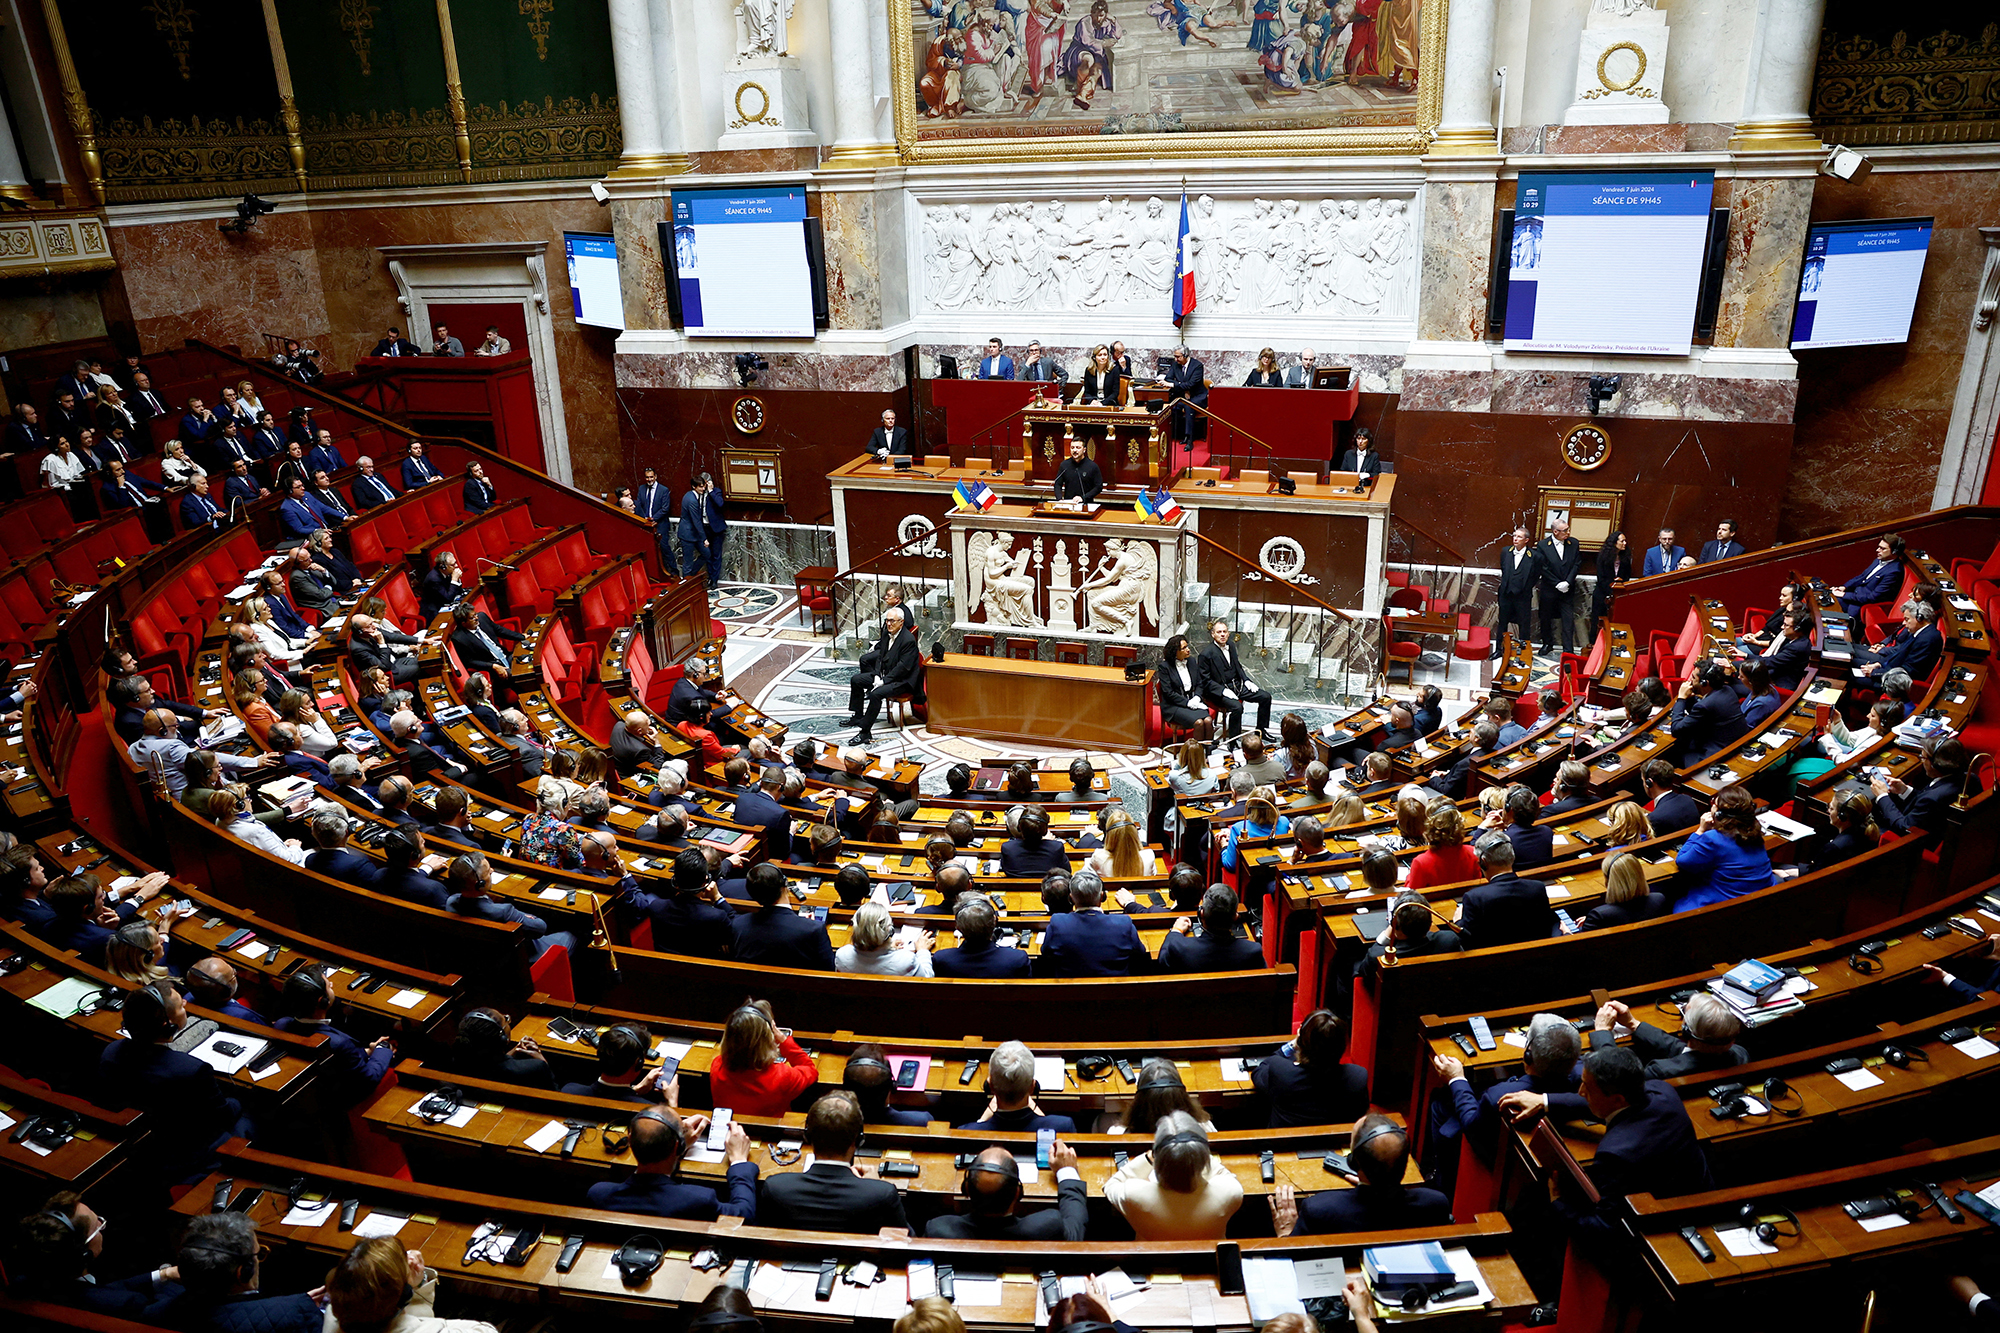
[927,656,1154,753]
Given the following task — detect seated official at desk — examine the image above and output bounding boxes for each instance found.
[450,1006,554,1089]
[1104,1113,1243,1240]
[1831,533,1906,617]
[927,1144,1088,1240]
[868,408,911,462]
[933,894,1033,978]
[275,966,395,1107]
[1243,348,1284,387]
[1852,599,1943,682]
[1585,995,1746,1079]
[160,1211,321,1333]
[758,1092,910,1234]
[1053,437,1104,503]
[1251,1008,1371,1128]
[1284,348,1320,386]
[958,1041,1077,1134]
[843,1045,935,1127]
[1671,787,1774,913]
[587,1106,758,1221]
[1576,853,1668,931]
[1272,1114,1449,1236]
[97,982,256,1188]
[1077,344,1123,406]
[975,337,1014,381]
[10,1192,184,1318]
[1433,1013,1581,1154]
[559,1024,669,1103]
[1336,426,1381,484]
[1870,734,1968,837]
[1158,884,1265,972]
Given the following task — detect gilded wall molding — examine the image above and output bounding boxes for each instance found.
[1814,22,2000,146]
[466,94,620,179]
[434,0,475,181]
[143,0,198,80]
[98,116,297,203]
[518,0,554,60]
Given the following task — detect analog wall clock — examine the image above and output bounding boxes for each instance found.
[731,396,766,434]
[1561,422,1611,471]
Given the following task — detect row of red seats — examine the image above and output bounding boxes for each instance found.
[0,492,85,566]
[46,510,150,590]
[347,489,485,574]
[126,527,267,693]
[575,558,657,648]
[431,504,558,594]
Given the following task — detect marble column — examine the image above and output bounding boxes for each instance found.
[606,0,685,174]
[820,0,897,167]
[1731,0,1827,151]
[1934,228,2000,508]
[1430,0,1498,155]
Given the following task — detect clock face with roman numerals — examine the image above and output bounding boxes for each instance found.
[731,396,766,435]
[1561,422,1611,471]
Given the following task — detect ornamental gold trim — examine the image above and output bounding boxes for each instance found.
[144,0,198,80]
[1812,21,2000,146]
[888,0,1445,164]
[731,81,775,128]
[1594,40,1646,93]
[518,0,554,59]
[340,0,381,75]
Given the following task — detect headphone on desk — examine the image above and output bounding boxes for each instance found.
[1737,1202,1800,1244]
[612,1232,666,1285]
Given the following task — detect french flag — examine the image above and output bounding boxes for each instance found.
[1172,189,1196,327]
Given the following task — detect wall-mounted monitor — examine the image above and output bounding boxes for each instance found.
[665,187,815,338]
[1502,170,1717,356]
[562,232,624,331]
[1789,217,1933,350]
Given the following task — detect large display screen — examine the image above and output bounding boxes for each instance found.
[1789,217,1933,350]
[562,232,624,331]
[1502,170,1716,356]
[668,188,814,338]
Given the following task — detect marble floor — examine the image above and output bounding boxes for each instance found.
[710,579,1570,821]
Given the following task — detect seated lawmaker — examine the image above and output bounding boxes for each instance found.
[1000,805,1071,876]
[1830,533,1905,617]
[956,1041,1077,1133]
[587,1106,757,1221]
[1576,853,1668,931]
[1853,598,1943,682]
[1640,759,1703,834]
[1870,735,1968,838]
[1243,348,1284,387]
[1671,787,1773,913]
[1271,1114,1449,1236]
[1039,871,1148,977]
[756,1092,909,1235]
[446,851,579,961]
[933,894,1031,978]
[417,550,466,620]
[1104,1113,1242,1240]
[275,965,395,1106]
[98,982,255,1187]
[709,1000,818,1118]
[1158,884,1265,972]
[844,1044,935,1127]
[1250,1008,1370,1128]
[558,1024,670,1102]
[1456,834,1556,945]
[1669,661,1748,765]
[1433,1013,1580,1154]
[1585,995,1746,1080]
[159,1212,320,1333]
[730,863,836,970]
[926,1144,1087,1240]
[1336,426,1381,484]
[10,1191,184,1317]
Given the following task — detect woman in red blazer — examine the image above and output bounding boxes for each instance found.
[707,1001,817,1117]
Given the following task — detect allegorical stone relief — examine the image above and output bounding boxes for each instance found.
[919,193,1415,319]
[968,530,1045,628]
[962,529,1170,638]
[1078,539,1158,638]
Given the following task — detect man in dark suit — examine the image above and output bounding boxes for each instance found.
[1197,618,1272,739]
[221,459,265,507]
[1496,525,1538,658]
[371,328,422,357]
[933,894,1032,977]
[678,472,725,586]
[126,373,170,431]
[1019,340,1064,384]
[307,470,352,525]
[273,966,395,1107]
[98,459,165,512]
[1425,724,1496,800]
[955,1041,1078,1133]
[588,1107,758,1220]
[1433,1013,1581,1155]
[1756,610,1814,691]
[278,478,329,539]
[1455,836,1555,946]
[446,853,578,960]
[1335,425,1381,485]
[557,1025,670,1102]
[1641,759,1703,835]
[302,811,383,889]
[48,389,90,444]
[1274,1114,1451,1235]
[849,606,919,744]
[1535,516,1581,655]
[350,455,399,509]
[868,408,913,461]
[1854,600,1943,682]
[757,1092,910,1234]
[366,827,449,909]
[178,474,227,530]
[668,661,726,729]
[1038,871,1148,976]
[349,614,421,684]
[1832,534,1905,617]
[635,466,682,576]
[97,982,254,1186]
[5,403,50,459]
[1499,1043,1712,1242]
[1669,661,1747,765]
[1163,345,1207,457]
[731,766,795,856]
[185,957,272,1027]
[730,863,836,969]
[610,709,670,775]
[999,806,1071,877]
[617,849,737,958]
[1498,786,1556,870]
[926,1145,1088,1240]
[1641,528,1685,578]
[462,461,496,513]
[1583,996,1746,1081]
[1283,348,1319,386]
[974,337,1015,380]
[1158,884,1265,973]
[448,602,520,677]
[1698,518,1745,564]
[1871,735,1968,838]
[38,873,120,965]
[402,441,443,488]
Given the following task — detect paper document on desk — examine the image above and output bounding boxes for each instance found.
[523,1119,570,1153]
[1242,1258,1305,1321]
[1034,1057,1067,1091]
[1218,1058,1255,1082]
[1757,809,1817,841]
[1293,1257,1348,1299]
[187,1031,269,1077]
[350,1211,408,1239]
[280,1198,338,1227]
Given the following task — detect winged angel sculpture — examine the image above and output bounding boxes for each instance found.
[1079,539,1157,638]
[968,531,1043,627]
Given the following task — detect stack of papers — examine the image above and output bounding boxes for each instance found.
[1707,979,1805,1027]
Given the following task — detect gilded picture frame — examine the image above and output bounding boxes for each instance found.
[888,0,1447,162]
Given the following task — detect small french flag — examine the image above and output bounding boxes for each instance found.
[952,479,998,512]
[1172,189,1196,328]
[1153,490,1184,523]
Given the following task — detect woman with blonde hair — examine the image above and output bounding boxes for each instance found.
[1244,347,1283,387]
[106,919,175,985]
[1087,811,1155,877]
[1577,852,1667,930]
[1407,803,1482,889]
[537,745,583,804]
[1809,790,1880,871]
[707,998,816,1117]
[1602,800,1654,852]
[276,688,339,757]
[895,1296,966,1333]
[160,438,205,485]
[1167,738,1216,796]
[241,597,303,662]
[836,900,935,976]
[1079,343,1123,407]
[208,784,308,864]
[232,668,278,745]
[324,1235,499,1333]
[235,379,266,420]
[1477,785,1508,818]
[1323,789,1364,830]
[1222,785,1288,872]
[94,382,138,440]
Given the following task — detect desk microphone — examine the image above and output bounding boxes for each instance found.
[476,557,516,571]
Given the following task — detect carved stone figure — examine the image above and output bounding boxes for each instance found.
[738,0,796,54]
[1591,0,1652,15]
[968,530,1044,627]
[1078,538,1158,638]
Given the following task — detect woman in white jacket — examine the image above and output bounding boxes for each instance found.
[277,688,342,757]
[835,899,934,975]
[324,1237,499,1333]
[242,596,306,660]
